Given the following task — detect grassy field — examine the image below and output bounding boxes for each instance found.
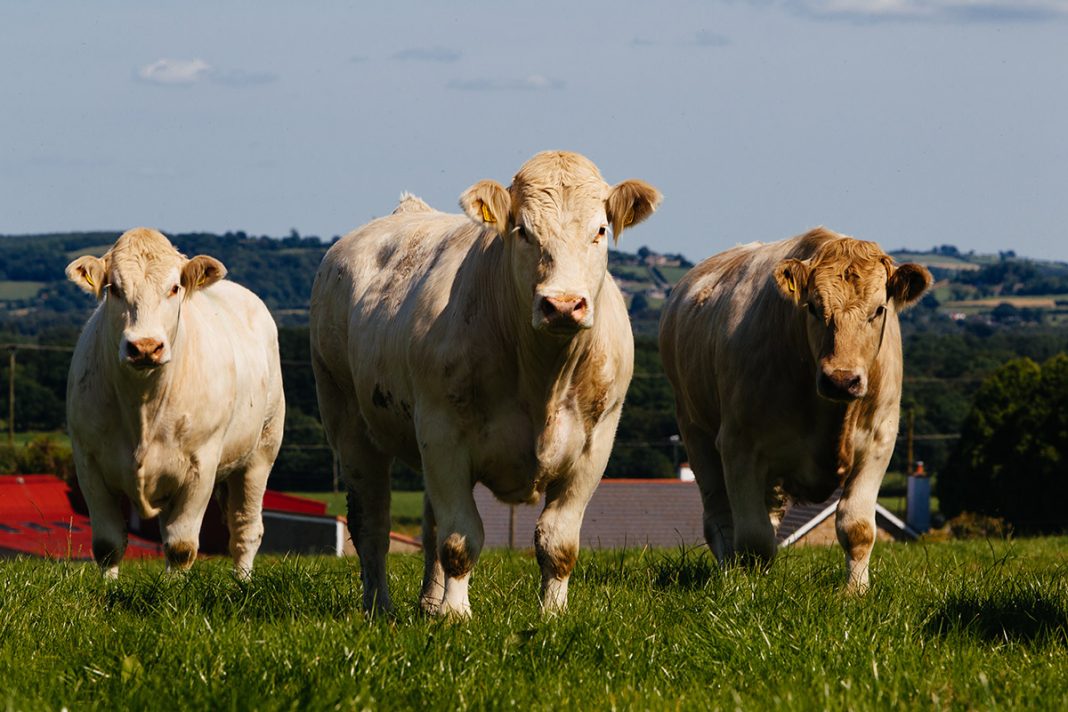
[0,280,46,301]
[290,490,424,536]
[1,538,1066,709]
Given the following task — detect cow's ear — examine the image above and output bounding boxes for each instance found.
[606,180,661,243]
[181,255,227,294]
[66,255,108,300]
[774,258,810,304]
[888,262,931,308]
[460,180,511,237]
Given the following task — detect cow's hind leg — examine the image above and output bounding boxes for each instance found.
[419,493,446,614]
[681,424,734,563]
[313,361,393,614]
[224,458,270,581]
[421,429,482,618]
[338,436,393,615]
[719,433,777,567]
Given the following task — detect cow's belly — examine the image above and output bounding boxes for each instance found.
[766,437,843,503]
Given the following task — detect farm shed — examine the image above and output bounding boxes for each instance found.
[474,479,705,550]
[776,489,919,547]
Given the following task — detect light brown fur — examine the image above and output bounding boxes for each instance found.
[311,151,660,616]
[660,227,930,590]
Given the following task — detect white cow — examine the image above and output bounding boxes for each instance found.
[310,151,660,616]
[66,227,285,579]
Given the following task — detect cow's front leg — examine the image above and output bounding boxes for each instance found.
[421,431,482,619]
[836,451,891,594]
[535,474,599,615]
[158,464,216,572]
[77,457,127,579]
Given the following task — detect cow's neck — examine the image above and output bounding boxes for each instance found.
[109,317,189,449]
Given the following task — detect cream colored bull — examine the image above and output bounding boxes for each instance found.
[659,228,930,591]
[66,228,285,579]
[310,151,660,616]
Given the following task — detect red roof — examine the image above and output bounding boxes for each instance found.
[0,474,162,560]
[0,474,333,560]
[263,490,328,515]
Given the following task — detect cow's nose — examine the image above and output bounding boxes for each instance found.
[539,295,588,327]
[126,338,165,363]
[819,369,866,401]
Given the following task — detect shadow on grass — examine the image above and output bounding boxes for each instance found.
[103,558,363,621]
[925,586,1068,645]
[651,545,718,590]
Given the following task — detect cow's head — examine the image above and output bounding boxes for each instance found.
[460,151,660,336]
[66,227,226,372]
[773,234,930,402]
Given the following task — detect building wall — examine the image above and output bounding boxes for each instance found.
[474,480,705,550]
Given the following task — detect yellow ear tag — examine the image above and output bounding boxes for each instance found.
[480,203,495,224]
[84,272,96,289]
[196,277,206,288]
[786,274,796,294]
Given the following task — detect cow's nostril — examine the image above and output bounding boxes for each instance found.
[126,341,141,359]
[152,342,164,356]
[540,298,557,318]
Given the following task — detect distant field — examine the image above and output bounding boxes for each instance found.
[892,253,981,271]
[1,538,1065,709]
[655,265,690,284]
[290,489,423,535]
[945,295,1060,310]
[0,281,46,301]
[610,264,653,281]
[64,245,112,259]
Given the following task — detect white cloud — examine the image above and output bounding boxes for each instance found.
[392,47,461,63]
[448,75,565,91]
[791,0,1068,21]
[137,58,211,85]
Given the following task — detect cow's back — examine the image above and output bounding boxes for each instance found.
[661,240,805,436]
[310,207,489,465]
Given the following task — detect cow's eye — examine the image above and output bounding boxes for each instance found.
[107,283,123,300]
[169,284,180,297]
[872,305,886,321]
[595,226,607,241]
[515,225,531,243]
[807,302,820,318]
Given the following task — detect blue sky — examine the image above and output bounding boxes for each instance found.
[2,1,1066,261]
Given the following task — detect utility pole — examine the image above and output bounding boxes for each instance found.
[906,408,914,477]
[8,348,15,446]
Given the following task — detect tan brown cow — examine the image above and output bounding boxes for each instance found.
[66,228,285,579]
[310,151,660,616]
[659,228,930,591]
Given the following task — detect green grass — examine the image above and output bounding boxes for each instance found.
[1,538,1066,709]
[289,490,424,534]
[0,281,46,301]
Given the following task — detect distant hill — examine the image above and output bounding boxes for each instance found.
[1,232,1067,335]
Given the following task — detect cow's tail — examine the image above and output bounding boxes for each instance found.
[135,477,162,519]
